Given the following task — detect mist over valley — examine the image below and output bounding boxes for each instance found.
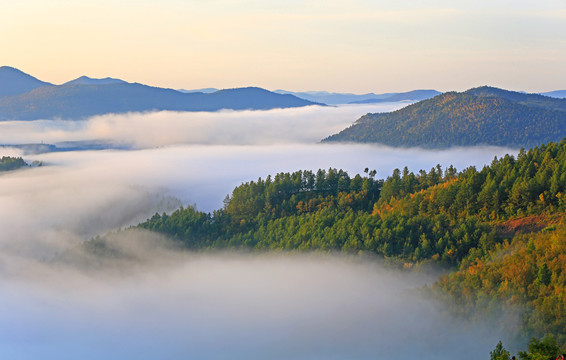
[0,102,526,359]
[4,0,566,357]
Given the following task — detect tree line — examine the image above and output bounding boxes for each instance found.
[83,139,566,350]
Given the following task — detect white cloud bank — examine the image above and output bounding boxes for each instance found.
[0,103,409,148]
[0,245,516,360]
[0,105,520,358]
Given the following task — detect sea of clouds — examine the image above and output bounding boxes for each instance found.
[0,103,520,359]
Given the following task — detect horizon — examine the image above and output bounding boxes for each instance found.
[1,64,563,96]
[1,1,565,94]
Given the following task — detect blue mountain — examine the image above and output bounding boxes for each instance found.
[348,90,441,104]
[273,90,389,105]
[64,76,127,86]
[0,67,322,120]
[540,90,566,99]
[0,82,321,120]
[0,66,53,97]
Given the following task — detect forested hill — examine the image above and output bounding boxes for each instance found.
[71,140,566,348]
[64,139,566,350]
[323,87,566,148]
[0,156,27,171]
[467,86,566,112]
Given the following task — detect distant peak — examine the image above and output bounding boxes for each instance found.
[0,66,53,97]
[215,86,270,93]
[63,75,126,86]
[0,66,36,76]
[0,65,21,71]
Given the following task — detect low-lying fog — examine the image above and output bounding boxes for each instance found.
[1,240,513,360]
[0,103,408,147]
[0,103,519,359]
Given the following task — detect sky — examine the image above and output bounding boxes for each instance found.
[1,0,565,93]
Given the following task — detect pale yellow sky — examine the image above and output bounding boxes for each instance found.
[2,0,565,93]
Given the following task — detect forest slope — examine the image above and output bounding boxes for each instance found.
[323,87,566,148]
[0,156,27,171]
[72,140,566,349]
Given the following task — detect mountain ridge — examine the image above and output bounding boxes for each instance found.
[0,67,322,120]
[540,90,566,99]
[348,89,440,104]
[0,66,53,97]
[274,89,440,105]
[323,87,566,148]
[466,86,566,112]
[63,75,127,86]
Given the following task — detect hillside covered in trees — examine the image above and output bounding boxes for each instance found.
[323,86,566,148]
[70,140,566,351]
[0,156,27,172]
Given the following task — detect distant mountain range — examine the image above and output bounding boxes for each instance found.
[539,90,566,99]
[323,86,566,148]
[0,66,320,120]
[273,90,392,105]
[347,90,441,104]
[273,89,441,105]
[178,88,219,94]
[270,88,565,104]
[176,89,442,104]
[0,66,53,97]
[63,76,127,86]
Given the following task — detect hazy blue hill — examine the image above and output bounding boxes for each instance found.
[540,90,566,99]
[348,89,441,104]
[0,83,320,120]
[466,86,566,112]
[322,89,566,148]
[274,90,387,105]
[0,143,57,155]
[205,87,323,110]
[0,66,53,97]
[274,89,441,105]
[63,76,126,86]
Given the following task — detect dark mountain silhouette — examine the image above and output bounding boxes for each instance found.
[0,71,321,120]
[323,87,566,148]
[348,90,441,104]
[0,66,53,97]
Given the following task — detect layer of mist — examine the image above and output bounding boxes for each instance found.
[0,103,409,148]
[0,232,517,360]
[0,104,520,358]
